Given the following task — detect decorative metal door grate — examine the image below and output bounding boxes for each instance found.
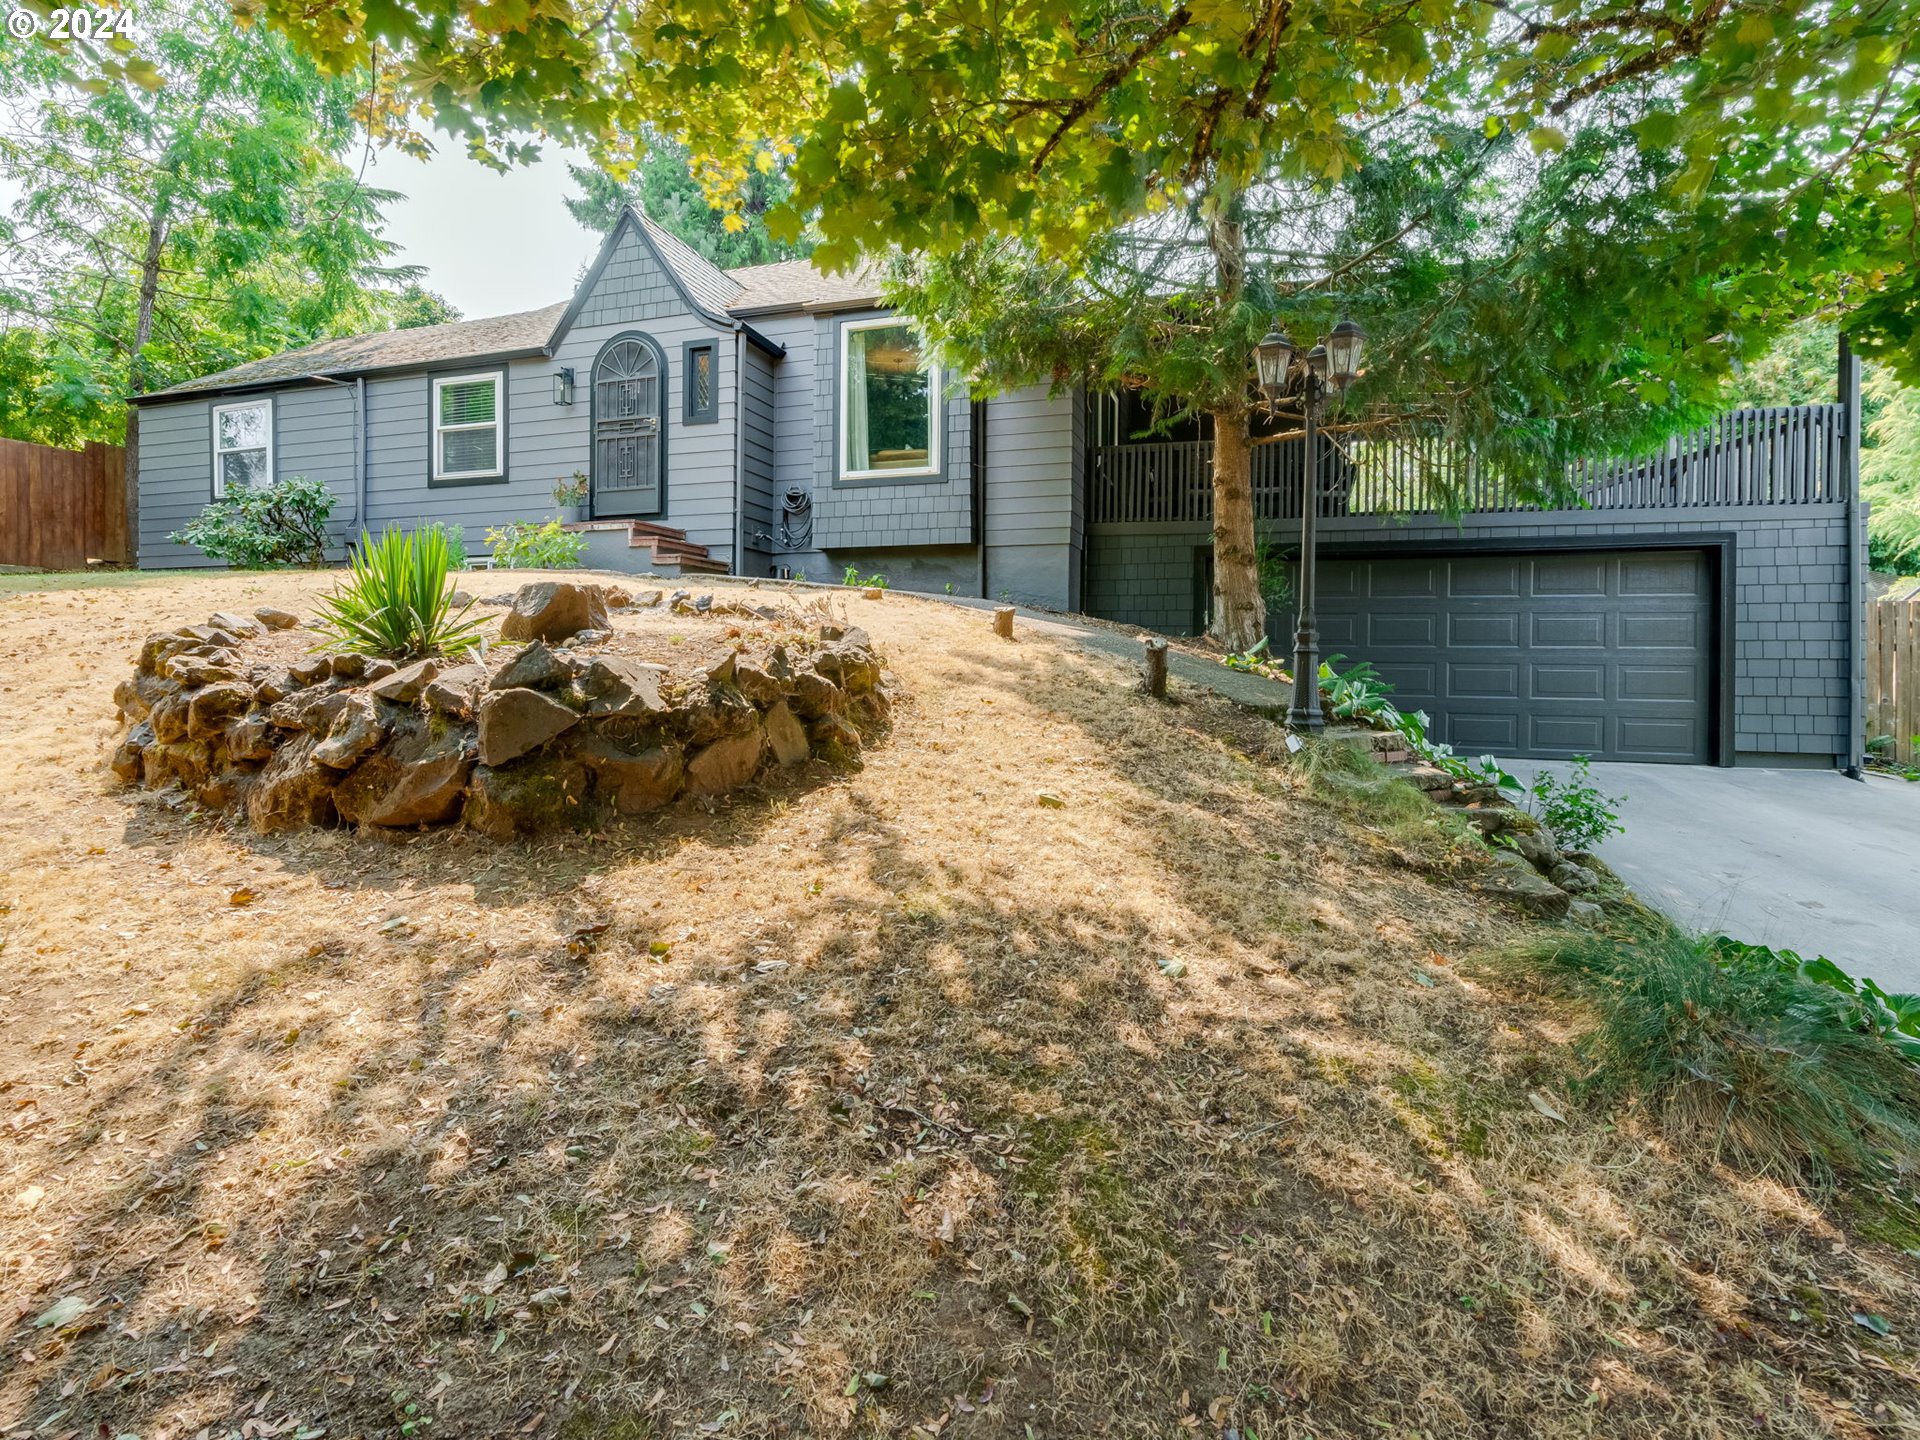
[593,338,661,512]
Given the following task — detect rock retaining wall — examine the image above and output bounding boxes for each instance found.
[110,585,892,837]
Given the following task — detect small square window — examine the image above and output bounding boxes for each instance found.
[683,341,718,424]
[432,372,504,482]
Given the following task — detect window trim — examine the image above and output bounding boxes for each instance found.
[682,339,719,425]
[429,368,507,485]
[210,396,274,498]
[837,314,942,482]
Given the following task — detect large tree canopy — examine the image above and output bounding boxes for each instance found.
[242,0,1918,374]
[0,0,439,447]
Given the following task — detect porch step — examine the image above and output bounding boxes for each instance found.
[563,520,730,577]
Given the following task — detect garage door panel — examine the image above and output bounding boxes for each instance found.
[1619,611,1700,648]
[1319,613,1362,647]
[1533,614,1605,648]
[1370,565,1441,598]
[1375,662,1437,700]
[1620,553,1702,595]
[1617,664,1698,702]
[1532,664,1606,700]
[1450,713,1520,749]
[1616,717,1700,757]
[1532,556,1609,597]
[1448,663,1519,699]
[1318,549,1712,764]
[1370,613,1437,646]
[1449,559,1522,597]
[1531,715,1607,752]
[1451,613,1520,647]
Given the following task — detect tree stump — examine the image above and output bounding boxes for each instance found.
[1144,637,1169,699]
[993,606,1015,640]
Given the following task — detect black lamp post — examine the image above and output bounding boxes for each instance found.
[1254,318,1366,733]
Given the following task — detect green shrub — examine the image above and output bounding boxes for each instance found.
[1507,927,1920,1186]
[168,474,333,567]
[311,525,490,659]
[1317,653,1393,719]
[1526,755,1626,849]
[487,519,586,569]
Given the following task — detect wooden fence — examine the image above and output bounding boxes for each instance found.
[0,437,129,570]
[1868,595,1920,765]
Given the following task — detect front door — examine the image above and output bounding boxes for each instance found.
[591,335,662,516]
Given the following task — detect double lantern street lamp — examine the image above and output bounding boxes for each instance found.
[1253,318,1366,733]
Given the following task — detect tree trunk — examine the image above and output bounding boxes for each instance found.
[122,200,171,567]
[1210,403,1265,651]
[1204,187,1264,652]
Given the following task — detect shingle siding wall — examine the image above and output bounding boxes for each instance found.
[1085,505,1858,764]
[810,310,973,551]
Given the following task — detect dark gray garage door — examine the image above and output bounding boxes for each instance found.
[1314,549,1714,763]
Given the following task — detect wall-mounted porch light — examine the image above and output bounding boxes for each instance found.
[552,367,575,406]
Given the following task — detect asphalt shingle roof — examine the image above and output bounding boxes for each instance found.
[724,257,885,313]
[138,304,569,401]
[136,211,888,401]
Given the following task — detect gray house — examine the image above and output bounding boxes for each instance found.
[129,207,1867,772]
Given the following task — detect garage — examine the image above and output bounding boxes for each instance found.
[1314,548,1716,764]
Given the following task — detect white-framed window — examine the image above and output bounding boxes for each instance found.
[839,316,941,480]
[211,399,272,497]
[432,371,504,482]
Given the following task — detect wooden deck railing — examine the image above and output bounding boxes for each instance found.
[1086,404,1851,525]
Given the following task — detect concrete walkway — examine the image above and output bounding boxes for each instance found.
[1506,759,1920,991]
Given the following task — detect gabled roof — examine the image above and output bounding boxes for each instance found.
[134,304,568,402]
[132,205,888,404]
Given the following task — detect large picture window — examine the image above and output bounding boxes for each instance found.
[840,318,941,479]
[432,372,504,482]
[211,400,271,497]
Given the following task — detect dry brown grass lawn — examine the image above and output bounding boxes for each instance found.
[1,569,1917,1440]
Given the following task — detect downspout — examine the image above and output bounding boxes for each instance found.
[733,330,745,576]
[1840,335,1865,779]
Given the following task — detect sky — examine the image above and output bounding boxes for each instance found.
[358,141,606,319]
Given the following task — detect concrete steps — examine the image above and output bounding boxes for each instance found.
[564,520,730,578]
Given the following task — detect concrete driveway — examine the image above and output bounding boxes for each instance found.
[1503,759,1920,992]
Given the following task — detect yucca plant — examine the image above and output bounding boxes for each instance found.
[311,525,491,659]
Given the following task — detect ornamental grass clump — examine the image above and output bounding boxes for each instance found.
[1506,926,1920,1190]
[311,524,489,659]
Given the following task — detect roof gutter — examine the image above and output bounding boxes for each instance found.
[127,347,552,407]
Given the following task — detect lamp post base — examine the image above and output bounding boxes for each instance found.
[1287,628,1323,732]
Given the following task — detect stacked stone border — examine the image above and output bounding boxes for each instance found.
[109,582,892,838]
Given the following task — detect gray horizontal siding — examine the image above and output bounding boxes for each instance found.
[982,385,1079,609]
[739,337,778,577]
[137,384,357,569]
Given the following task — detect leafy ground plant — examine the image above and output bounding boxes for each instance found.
[487,519,586,569]
[168,474,333,566]
[311,524,489,659]
[1507,926,1920,1187]
[841,565,889,588]
[1526,755,1626,848]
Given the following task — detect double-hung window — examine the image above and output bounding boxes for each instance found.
[211,400,272,497]
[839,317,941,479]
[432,372,504,482]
